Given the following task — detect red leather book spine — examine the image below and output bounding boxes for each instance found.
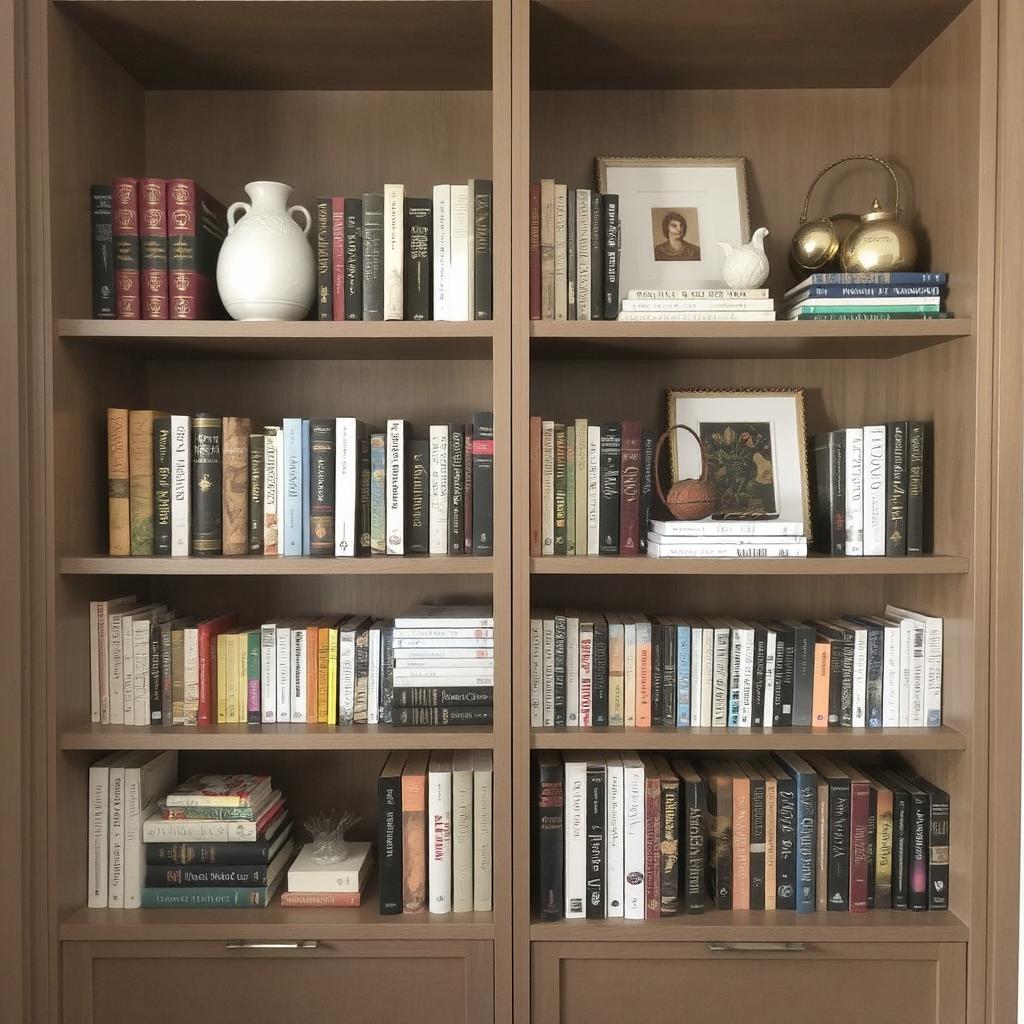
[529,183,541,320]
[139,177,168,319]
[618,420,641,555]
[331,197,346,320]
[849,778,870,912]
[198,613,238,725]
[112,177,140,319]
[644,764,661,918]
[168,179,200,319]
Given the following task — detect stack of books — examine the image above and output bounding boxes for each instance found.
[646,518,807,559]
[282,839,374,908]
[617,287,776,323]
[140,774,294,908]
[782,272,949,320]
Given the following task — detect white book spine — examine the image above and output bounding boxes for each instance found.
[605,756,624,917]
[122,775,147,909]
[432,184,451,320]
[449,184,470,321]
[182,625,199,727]
[263,427,279,555]
[622,620,636,727]
[368,628,381,726]
[170,414,190,556]
[89,601,101,722]
[427,767,453,913]
[739,629,754,728]
[586,426,601,555]
[923,617,943,727]
[553,184,567,320]
[563,760,587,918]
[132,619,151,728]
[763,630,776,726]
[712,629,730,726]
[142,817,258,842]
[429,425,450,554]
[881,624,900,727]
[619,310,775,322]
[576,189,591,321]
[529,618,543,727]
[108,766,127,907]
[261,624,277,723]
[282,418,303,556]
[688,627,702,726]
[647,540,808,558]
[574,417,588,554]
[578,623,594,727]
[121,615,136,725]
[541,421,555,554]
[335,418,359,556]
[276,625,292,722]
[898,621,913,727]
[651,519,805,538]
[851,629,867,728]
[338,633,356,725]
[87,763,111,907]
[542,616,555,726]
[908,622,925,726]
[608,619,624,726]
[452,764,474,913]
[292,628,307,723]
[383,183,404,320]
[701,629,715,727]
[565,615,580,727]
[862,425,887,555]
[622,298,775,312]
[844,427,864,556]
[622,759,646,919]
[473,759,493,912]
[386,419,405,554]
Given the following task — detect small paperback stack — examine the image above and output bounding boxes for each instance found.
[141,774,294,907]
[617,287,775,323]
[782,272,949,320]
[646,519,808,559]
[392,607,494,726]
[282,839,374,907]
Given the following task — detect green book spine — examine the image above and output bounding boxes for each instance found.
[140,886,277,908]
[247,629,262,724]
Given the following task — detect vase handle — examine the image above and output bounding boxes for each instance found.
[289,205,312,236]
[653,423,709,507]
[226,201,250,234]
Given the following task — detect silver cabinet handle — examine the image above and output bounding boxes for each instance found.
[707,941,806,952]
[225,940,319,950]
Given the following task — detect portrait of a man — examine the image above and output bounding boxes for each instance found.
[651,208,701,261]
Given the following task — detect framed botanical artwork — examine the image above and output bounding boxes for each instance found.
[665,387,810,534]
[596,156,751,296]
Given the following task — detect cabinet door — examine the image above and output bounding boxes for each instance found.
[532,940,965,1024]
[63,939,493,1024]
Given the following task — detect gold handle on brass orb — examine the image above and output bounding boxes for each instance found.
[654,424,717,522]
[797,153,902,226]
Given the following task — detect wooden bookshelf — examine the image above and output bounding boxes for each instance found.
[529,554,970,575]
[60,555,495,576]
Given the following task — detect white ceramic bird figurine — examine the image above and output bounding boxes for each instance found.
[717,227,770,289]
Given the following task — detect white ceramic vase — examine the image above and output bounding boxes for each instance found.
[216,181,315,321]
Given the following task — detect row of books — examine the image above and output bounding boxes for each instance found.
[617,287,777,323]
[782,272,951,321]
[529,606,942,730]
[811,421,929,557]
[313,182,493,322]
[106,409,494,558]
[528,417,655,557]
[378,749,493,914]
[534,752,949,919]
[89,601,495,728]
[646,519,807,559]
[528,182,619,321]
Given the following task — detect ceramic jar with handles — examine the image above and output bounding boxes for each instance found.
[216,180,315,321]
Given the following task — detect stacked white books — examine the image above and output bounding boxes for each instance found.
[616,288,776,323]
[646,518,808,559]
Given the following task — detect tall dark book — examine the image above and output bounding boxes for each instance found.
[886,420,909,556]
[148,619,163,723]
[671,760,706,914]
[404,197,432,321]
[652,755,680,916]
[406,439,429,554]
[837,760,871,913]
[472,179,493,320]
[761,756,797,911]
[618,420,641,555]
[867,783,878,908]
[638,430,655,554]
[377,750,406,915]
[528,183,541,320]
[813,431,846,555]
[750,625,768,727]
[868,766,910,910]
[90,185,115,318]
[598,423,621,554]
[534,752,564,920]
[769,627,790,726]
[650,623,663,726]
[361,193,385,320]
[152,416,173,556]
[913,774,950,910]
[906,421,929,555]
[774,752,817,913]
[591,614,609,726]
[746,764,766,910]
[777,620,814,726]
[701,761,733,910]
[248,433,264,554]
[449,425,465,555]
[308,419,335,556]
[111,177,140,319]
[463,424,474,554]
[357,435,372,555]
[589,191,603,320]
[601,193,620,319]
[139,178,169,320]
[565,187,577,321]
[553,613,567,727]
[585,759,606,919]
[167,179,226,320]
[471,411,494,555]
[191,415,223,555]
[553,423,567,555]
[807,755,851,912]
[343,197,363,320]
[315,197,332,320]
[660,619,676,729]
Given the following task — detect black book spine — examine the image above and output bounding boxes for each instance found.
[361,193,384,320]
[153,416,172,556]
[404,197,432,321]
[683,779,706,914]
[377,770,403,914]
[553,423,567,555]
[191,415,222,555]
[472,179,493,320]
[449,425,465,555]
[308,419,335,556]
[601,193,620,319]
[751,627,767,727]
[708,779,733,909]
[839,633,854,727]
[826,638,843,726]
[591,620,609,725]
[589,192,603,320]
[159,623,172,725]
[145,863,271,887]
[638,430,655,553]
[553,613,567,726]
[908,790,929,911]
[773,630,790,726]
[406,439,429,554]
[775,778,797,910]
[830,430,846,555]
[888,785,910,910]
[924,784,950,910]
[650,624,663,727]
[391,706,494,726]
[810,434,831,554]
[598,423,621,554]
[391,687,493,708]
[749,775,766,910]
[145,839,274,865]
[91,185,115,318]
[315,197,332,320]
[660,777,680,916]
[357,436,372,555]
[247,433,264,554]
[864,623,884,727]
[867,785,877,909]
[827,778,851,911]
[344,198,363,320]
[566,187,577,321]
[471,411,493,555]
[585,763,606,918]
[886,421,908,556]
[661,625,676,729]
[535,759,564,920]
[148,620,163,724]
[906,421,928,555]
[790,624,814,726]
[378,626,394,724]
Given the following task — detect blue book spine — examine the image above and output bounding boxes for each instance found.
[301,419,311,555]
[800,271,947,286]
[141,886,274,908]
[676,626,690,727]
[282,418,303,556]
[796,284,942,299]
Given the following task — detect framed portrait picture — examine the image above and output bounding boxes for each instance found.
[665,387,810,534]
[596,157,751,295]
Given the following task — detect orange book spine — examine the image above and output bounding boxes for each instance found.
[529,415,542,557]
[764,777,777,911]
[812,639,831,727]
[317,627,330,724]
[636,626,652,727]
[107,408,130,555]
[401,770,427,913]
[306,625,319,723]
[732,775,750,911]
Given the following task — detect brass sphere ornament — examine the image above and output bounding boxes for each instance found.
[654,424,717,522]
[841,198,918,273]
[788,212,859,277]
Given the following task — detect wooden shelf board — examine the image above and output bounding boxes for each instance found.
[529,555,969,576]
[57,318,494,361]
[54,0,492,90]
[61,723,494,751]
[529,0,969,89]
[529,909,968,942]
[530,319,972,360]
[530,725,967,751]
[60,555,494,576]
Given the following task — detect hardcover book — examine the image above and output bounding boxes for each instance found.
[221,417,251,556]
[167,179,226,320]
[112,177,140,319]
[139,178,168,319]
[361,193,385,320]
[91,185,115,318]
[404,196,432,320]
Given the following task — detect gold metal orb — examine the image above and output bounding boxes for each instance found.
[788,213,860,277]
[840,200,918,272]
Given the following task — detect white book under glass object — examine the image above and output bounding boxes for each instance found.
[429,425,450,555]
[386,419,407,555]
[862,424,887,555]
[563,757,587,919]
[383,183,404,320]
[170,414,190,556]
[449,184,470,321]
[288,841,373,893]
[427,752,454,913]
[621,753,646,919]
[649,519,805,539]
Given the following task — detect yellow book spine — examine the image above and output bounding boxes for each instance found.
[224,632,238,723]
[327,627,339,726]
[216,633,228,724]
[317,627,330,724]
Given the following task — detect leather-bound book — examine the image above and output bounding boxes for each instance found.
[221,417,251,556]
